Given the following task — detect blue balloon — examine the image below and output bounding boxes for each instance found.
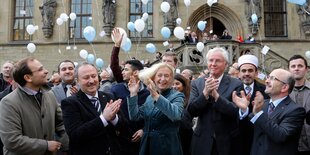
[197,21,206,31]
[87,54,95,63]
[251,14,258,24]
[161,27,171,39]
[146,43,156,54]
[83,26,96,42]
[95,58,104,69]
[121,38,132,53]
[127,22,135,32]
[287,0,306,5]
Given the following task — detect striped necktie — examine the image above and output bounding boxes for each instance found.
[268,102,275,116]
[90,97,101,113]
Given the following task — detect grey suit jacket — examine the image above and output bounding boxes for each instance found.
[52,84,66,104]
[250,97,306,155]
[188,74,243,155]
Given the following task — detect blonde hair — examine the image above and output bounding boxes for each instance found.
[139,63,175,83]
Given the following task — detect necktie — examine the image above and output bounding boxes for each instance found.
[268,102,275,116]
[90,97,101,113]
[245,86,252,95]
[66,85,72,97]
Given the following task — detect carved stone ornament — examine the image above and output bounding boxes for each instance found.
[297,1,310,36]
[39,0,57,38]
[245,0,261,34]
[103,0,116,35]
[164,0,178,31]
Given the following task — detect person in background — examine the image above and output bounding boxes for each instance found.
[52,60,78,104]
[220,29,232,39]
[162,51,178,69]
[211,34,219,40]
[202,32,210,43]
[49,72,61,87]
[181,69,194,80]
[188,32,198,44]
[128,63,184,155]
[99,68,113,93]
[173,73,192,155]
[233,68,305,155]
[61,62,123,155]
[188,47,243,155]
[228,62,240,79]
[0,61,14,92]
[166,43,175,52]
[0,57,69,155]
[288,55,310,155]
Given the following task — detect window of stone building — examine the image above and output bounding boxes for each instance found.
[129,0,153,38]
[264,0,287,37]
[69,0,92,39]
[13,0,34,41]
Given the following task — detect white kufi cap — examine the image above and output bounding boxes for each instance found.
[238,54,258,68]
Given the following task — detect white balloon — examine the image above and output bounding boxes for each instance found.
[134,19,145,32]
[111,27,128,47]
[69,12,77,21]
[141,0,149,5]
[160,2,170,13]
[184,0,191,7]
[79,49,88,59]
[27,43,36,53]
[56,18,64,25]
[73,62,78,67]
[34,25,39,30]
[99,31,106,37]
[26,25,35,35]
[176,18,182,25]
[142,13,149,21]
[60,13,69,22]
[173,27,185,40]
[196,42,204,52]
[305,51,310,59]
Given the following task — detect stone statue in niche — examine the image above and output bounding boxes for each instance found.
[102,0,116,35]
[39,0,57,38]
[164,0,178,31]
[245,0,261,34]
[297,1,310,36]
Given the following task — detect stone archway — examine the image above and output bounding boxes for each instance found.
[187,3,244,39]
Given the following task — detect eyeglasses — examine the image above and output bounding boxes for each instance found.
[266,75,287,84]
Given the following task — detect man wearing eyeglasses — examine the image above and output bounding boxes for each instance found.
[234,54,269,155]
[233,68,306,155]
[0,57,69,154]
[288,54,310,155]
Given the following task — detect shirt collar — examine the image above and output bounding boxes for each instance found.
[244,83,254,92]
[20,86,40,95]
[85,91,99,99]
[270,96,287,108]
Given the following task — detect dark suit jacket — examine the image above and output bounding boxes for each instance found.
[61,90,123,155]
[235,80,269,155]
[250,97,306,155]
[188,74,243,155]
[52,83,67,104]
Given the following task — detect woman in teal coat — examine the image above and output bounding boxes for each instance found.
[127,63,184,155]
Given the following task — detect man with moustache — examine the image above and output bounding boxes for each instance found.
[61,62,123,155]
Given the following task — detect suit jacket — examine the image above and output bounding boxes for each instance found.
[52,83,67,104]
[250,97,306,155]
[188,74,243,155]
[61,90,123,155]
[235,80,269,155]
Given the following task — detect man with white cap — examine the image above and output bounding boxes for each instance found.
[234,54,269,155]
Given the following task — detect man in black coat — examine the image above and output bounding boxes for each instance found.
[61,62,124,155]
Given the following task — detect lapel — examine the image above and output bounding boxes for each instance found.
[268,97,290,119]
[98,91,108,110]
[77,90,99,117]
[217,75,230,95]
[56,84,66,99]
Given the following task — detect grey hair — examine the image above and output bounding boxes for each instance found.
[206,47,230,64]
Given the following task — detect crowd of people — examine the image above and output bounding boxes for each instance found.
[0,27,309,155]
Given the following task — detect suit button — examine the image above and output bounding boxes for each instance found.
[41,114,44,118]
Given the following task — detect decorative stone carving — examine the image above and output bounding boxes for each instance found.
[245,0,261,34]
[297,1,310,36]
[164,0,178,31]
[39,0,57,38]
[102,0,116,35]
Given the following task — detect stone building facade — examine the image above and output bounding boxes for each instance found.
[0,0,309,75]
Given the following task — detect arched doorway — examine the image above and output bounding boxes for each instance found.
[187,3,244,40]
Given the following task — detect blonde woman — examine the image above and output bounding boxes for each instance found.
[127,63,184,155]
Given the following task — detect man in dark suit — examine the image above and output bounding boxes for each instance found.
[188,47,243,155]
[233,68,306,155]
[234,54,269,155]
[52,60,78,104]
[61,62,123,155]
